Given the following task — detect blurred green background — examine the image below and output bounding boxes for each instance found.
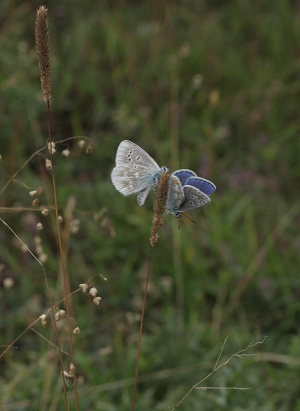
[1,1,300,410]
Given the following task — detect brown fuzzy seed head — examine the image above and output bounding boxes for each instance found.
[150,171,170,247]
[35,6,51,101]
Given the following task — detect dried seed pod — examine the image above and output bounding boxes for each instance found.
[86,145,93,154]
[93,296,102,306]
[32,198,39,207]
[78,140,86,149]
[55,309,66,321]
[89,287,98,297]
[62,148,71,157]
[47,141,56,154]
[36,222,43,230]
[79,283,89,293]
[41,208,49,216]
[3,277,14,289]
[39,313,48,327]
[45,158,53,171]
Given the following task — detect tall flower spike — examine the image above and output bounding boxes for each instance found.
[150,171,170,247]
[35,6,51,102]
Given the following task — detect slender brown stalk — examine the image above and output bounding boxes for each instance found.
[35,6,79,410]
[132,172,170,409]
[47,87,80,411]
[132,249,154,411]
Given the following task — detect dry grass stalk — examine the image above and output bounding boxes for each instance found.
[150,171,170,247]
[35,6,51,102]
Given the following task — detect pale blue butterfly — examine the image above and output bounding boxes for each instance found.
[167,169,216,218]
[111,140,168,205]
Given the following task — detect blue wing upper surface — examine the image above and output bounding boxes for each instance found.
[173,169,196,186]
[185,177,216,196]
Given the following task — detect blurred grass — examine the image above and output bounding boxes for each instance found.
[0,0,300,409]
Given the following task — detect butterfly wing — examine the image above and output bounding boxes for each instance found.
[137,186,152,206]
[185,177,216,196]
[112,140,163,200]
[115,140,160,169]
[178,185,210,212]
[173,169,197,186]
[111,165,157,196]
[167,175,185,214]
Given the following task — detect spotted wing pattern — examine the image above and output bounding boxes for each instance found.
[115,140,160,169]
[167,175,185,214]
[111,140,165,204]
[179,185,211,212]
[111,165,154,196]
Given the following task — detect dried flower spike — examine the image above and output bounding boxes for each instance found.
[35,6,51,102]
[150,171,170,247]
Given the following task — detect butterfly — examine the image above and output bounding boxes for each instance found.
[111,140,168,206]
[167,169,216,218]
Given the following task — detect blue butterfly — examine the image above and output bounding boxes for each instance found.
[167,169,216,218]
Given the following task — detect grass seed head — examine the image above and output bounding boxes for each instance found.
[150,171,170,247]
[35,6,51,102]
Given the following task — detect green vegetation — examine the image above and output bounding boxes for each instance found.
[0,1,299,409]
